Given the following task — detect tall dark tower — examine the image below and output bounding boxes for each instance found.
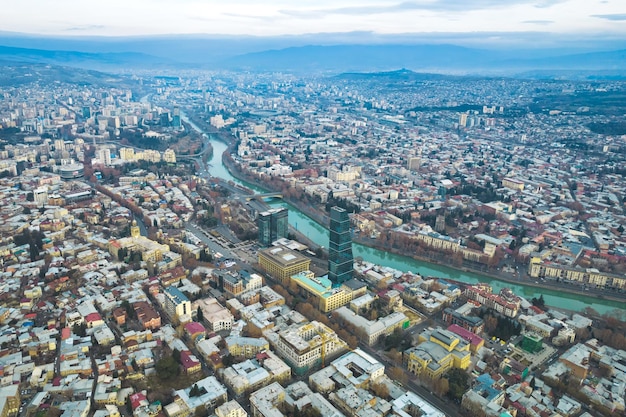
[258,208,289,246]
[172,107,181,127]
[328,206,353,285]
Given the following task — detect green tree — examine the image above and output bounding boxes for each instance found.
[222,354,235,367]
[531,295,545,309]
[189,384,206,397]
[446,368,469,401]
[73,322,87,337]
[155,356,180,380]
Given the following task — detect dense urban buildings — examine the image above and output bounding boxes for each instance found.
[0,61,625,417]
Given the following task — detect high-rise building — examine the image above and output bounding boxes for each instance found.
[172,107,181,127]
[160,112,170,127]
[258,208,288,247]
[328,206,353,285]
[98,148,111,166]
[459,113,468,127]
[164,286,192,324]
[33,187,48,207]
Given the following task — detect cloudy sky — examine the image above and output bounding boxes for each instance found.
[2,0,625,39]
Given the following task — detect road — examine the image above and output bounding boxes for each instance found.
[185,222,236,260]
[357,343,464,417]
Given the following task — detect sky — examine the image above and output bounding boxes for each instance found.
[2,0,625,40]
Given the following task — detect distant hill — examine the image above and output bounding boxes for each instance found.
[0,38,625,76]
[222,44,626,74]
[335,68,466,81]
[0,61,142,92]
[221,44,501,73]
[0,45,174,70]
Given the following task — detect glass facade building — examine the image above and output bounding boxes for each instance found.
[258,207,289,246]
[328,206,353,285]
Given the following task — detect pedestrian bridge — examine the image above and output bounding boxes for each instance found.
[245,192,284,201]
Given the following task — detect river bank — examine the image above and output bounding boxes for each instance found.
[218,139,626,307]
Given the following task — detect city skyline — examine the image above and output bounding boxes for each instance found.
[1,0,625,44]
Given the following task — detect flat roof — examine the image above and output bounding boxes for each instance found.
[259,247,309,266]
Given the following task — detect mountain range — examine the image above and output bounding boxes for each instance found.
[0,33,624,76]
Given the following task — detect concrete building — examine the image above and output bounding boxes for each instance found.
[392,392,445,417]
[464,284,521,318]
[405,327,471,379]
[216,400,247,417]
[250,382,285,417]
[167,376,228,416]
[265,320,347,375]
[290,271,366,313]
[258,247,310,284]
[330,385,391,417]
[163,286,192,324]
[308,349,385,394]
[195,297,233,332]
[442,307,484,334]
[108,221,170,263]
[226,336,270,358]
[0,385,19,417]
[334,306,409,346]
[163,148,176,163]
[221,351,291,396]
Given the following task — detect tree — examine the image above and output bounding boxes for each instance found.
[117,247,128,261]
[433,377,450,397]
[387,348,403,364]
[531,295,545,309]
[446,368,469,401]
[172,348,181,363]
[388,367,408,386]
[197,307,204,322]
[73,322,87,337]
[126,395,133,413]
[189,383,206,397]
[121,300,135,319]
[371,382,390,399]
[385,327,404,349]
[222,354,235,367]
[155,356,180,380]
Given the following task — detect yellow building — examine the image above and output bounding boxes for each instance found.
[163,148,177,164]
[502,178,525,191]
[0,385,19,417]
[290,271,366,313]
[258,247,310,284]
[529,259,625,290]
[414,231,461,253]
[406,328,471,379]
[226,336,270,358]
[216,400,247,417]
[108,221,170,263]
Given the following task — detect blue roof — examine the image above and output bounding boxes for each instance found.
[165,286,189,304]
[474,374,502,402]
